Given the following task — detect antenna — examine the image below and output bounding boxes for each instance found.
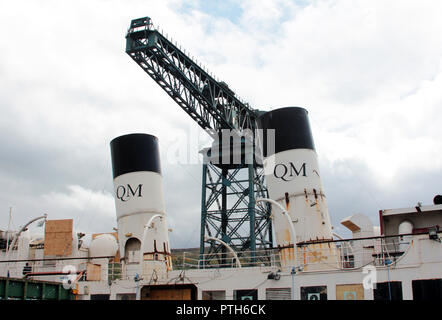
[6,207,12,252]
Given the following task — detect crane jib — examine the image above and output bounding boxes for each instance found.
[125,16,274,263]
[125,17,257,132]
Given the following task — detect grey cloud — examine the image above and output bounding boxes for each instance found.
[320,157,442,238]
[1,1,441,251]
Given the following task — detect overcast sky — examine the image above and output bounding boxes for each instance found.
[1,0,441,248]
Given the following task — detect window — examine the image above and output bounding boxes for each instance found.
[336,284,364,300]
[108,262,122,281]
[373,281,403,300]
[301,286,327,300]
[234,289,258,300]
[412,279,442,300]
[202,290,226,300]
[116,293,136,300]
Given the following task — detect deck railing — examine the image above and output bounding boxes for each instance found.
[0,234,417,283]
[170,237,410,271]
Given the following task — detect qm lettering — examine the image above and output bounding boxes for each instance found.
[116,184,143,202]
[274,162,307,182]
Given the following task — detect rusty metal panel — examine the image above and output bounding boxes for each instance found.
[336,284,364,300]
[143,288,191,300]
[140,284,196,300]
[44,219,73,256]
[44,219,72,232]
[86,263,101,281]
[341,219,361,232]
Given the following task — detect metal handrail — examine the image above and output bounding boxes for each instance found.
[170,237,410,271]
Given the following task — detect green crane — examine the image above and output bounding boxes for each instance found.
[125,17,272,267]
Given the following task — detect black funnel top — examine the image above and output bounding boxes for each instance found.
[110,133,161,178]
[257,107,315,157]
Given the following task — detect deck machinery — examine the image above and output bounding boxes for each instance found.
[125,17,273,266]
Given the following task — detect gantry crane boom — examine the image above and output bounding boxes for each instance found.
[126,17,257,132]
[125,17,273,266]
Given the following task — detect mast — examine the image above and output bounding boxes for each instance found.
[6,207,12,253]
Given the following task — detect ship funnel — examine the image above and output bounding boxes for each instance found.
[257,107,339,270]
[110,133,172,278]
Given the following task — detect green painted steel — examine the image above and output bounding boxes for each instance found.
[126,17,274,265]
[248,163,256,261]
[199,162,273,267]
[126,16,256,131]
[0,277,73,300]
[199,163,208,267]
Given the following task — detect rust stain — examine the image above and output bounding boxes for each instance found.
[285,192,290,211]
[283,229,291,242]
[303,248,306,264]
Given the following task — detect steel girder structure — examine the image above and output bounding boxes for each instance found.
[125,17,253,132]
[125,17,272,265]
[200,163,273,267]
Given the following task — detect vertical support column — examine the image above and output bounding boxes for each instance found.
[23,280,28,300]
[199,163,208,267]
[221,168,228,267]
[248,163,256,262]
[199,152,273,267]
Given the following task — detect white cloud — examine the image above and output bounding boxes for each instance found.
[41,185,114,218]
[1,0,442,248]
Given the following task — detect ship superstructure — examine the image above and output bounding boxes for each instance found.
[1,195,441,300]
[1,16,441,301]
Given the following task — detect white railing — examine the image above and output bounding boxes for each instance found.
[0,236,414,282]
[170,237,410,271]
[191,249,280,269]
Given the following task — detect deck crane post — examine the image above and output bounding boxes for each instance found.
[125,17,273,267]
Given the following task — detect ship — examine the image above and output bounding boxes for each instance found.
[1,108,441,301]
[1,17,441,301]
